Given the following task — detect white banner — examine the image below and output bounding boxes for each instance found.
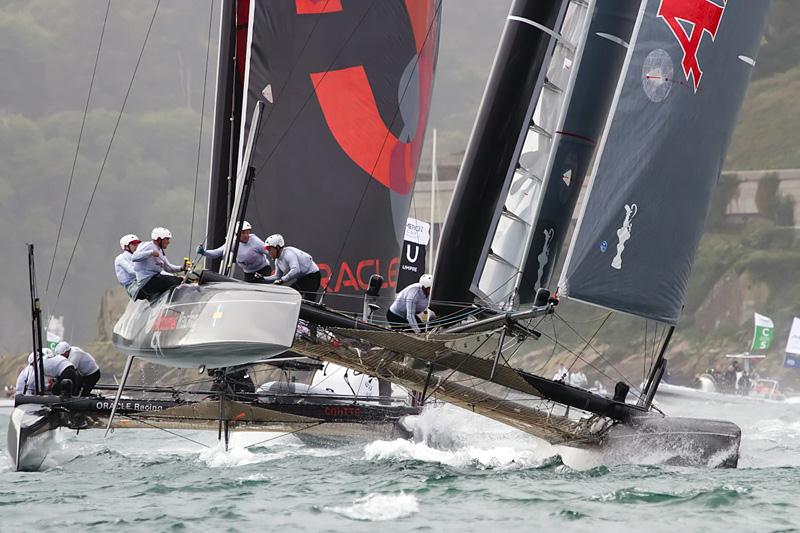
[754,312,774,329]
[404,218,430,245]
[785,317,800,355]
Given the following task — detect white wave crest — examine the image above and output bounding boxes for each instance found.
[326,492,419,521]
[364,438,555,469]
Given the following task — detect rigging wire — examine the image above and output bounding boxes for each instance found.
[53,0,161,307]
[45,0,112,296]
[116,413,211,449]
[188,0,216,255]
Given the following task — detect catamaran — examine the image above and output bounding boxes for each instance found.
[8,0,442,471]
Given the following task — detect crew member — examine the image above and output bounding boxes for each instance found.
[15,352,36,396]
[386,274,433,334]
[198,221,272,282]
[132,227,189,301]
[263,234,321,301]
[115,233,141,298]
[43,348,77,396]
[55,341,100,397]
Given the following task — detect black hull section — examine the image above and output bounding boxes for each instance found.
[7,393,418,471]
[7,404,61,472]
[602,416,741,468]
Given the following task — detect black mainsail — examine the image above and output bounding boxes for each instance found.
[559,0,771,324]
[230,0,441,310]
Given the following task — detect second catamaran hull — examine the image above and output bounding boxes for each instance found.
[602,416,741,468]
[6,394,417,471]
[112,282,301,368]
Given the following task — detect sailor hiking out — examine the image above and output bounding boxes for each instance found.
[132,227,190,301]
[263,234,321,301]
[55,341,100,397]
[43,349,78,396]
[198,221,272,282]
[387,274,434,334]
[115,233,141,298]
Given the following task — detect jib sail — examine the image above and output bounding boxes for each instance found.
[559,0,772,324]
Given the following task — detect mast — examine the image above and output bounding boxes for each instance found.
[205,0,241,271]
[431,0,568,312]
[27,244,45,395]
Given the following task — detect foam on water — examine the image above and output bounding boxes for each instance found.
[325,493,419,521]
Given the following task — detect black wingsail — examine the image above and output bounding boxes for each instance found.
[432,0,570,311]
[559,0,772,324]
[229,0,440,311]
[515,0,641,303]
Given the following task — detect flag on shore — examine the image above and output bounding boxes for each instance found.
[751,313,774,351]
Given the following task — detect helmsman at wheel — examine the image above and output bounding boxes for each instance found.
[263,234,321,302]
[55,341,100,397]
[132,227,190,301]
[386,274,434,334]
[197,221,272,282]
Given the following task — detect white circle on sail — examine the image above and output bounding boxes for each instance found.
[642,49,673,103]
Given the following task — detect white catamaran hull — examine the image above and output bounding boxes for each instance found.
[112,282,301,368]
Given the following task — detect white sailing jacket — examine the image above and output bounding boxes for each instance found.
[68,347,99,376]
[114,251,136,286]
[204,234,271,273]
[132,241,182,284]
[265,246,319,284]
[389,282,429,334]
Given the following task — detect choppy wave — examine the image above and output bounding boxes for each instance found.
[325,492,419,521]
[364,438,561,470]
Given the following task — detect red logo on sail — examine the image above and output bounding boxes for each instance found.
[657,0,725,91]
[303,1,438,195]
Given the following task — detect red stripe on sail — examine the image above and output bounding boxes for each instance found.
[296,0,343,15]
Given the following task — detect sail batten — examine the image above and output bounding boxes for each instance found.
[472,0,594,308]
[558,0,772,324]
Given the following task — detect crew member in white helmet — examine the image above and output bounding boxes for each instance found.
[15,352,37,396]
[197,221,272,282]
[132,227,189,300]
[115,233,141,298]
[263,234,321,301]
[54,341,100,397]
[387,274,434,334]
[43,348,77,395]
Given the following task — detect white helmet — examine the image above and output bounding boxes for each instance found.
[419,274,433,288]
[266,234,284,248]
[151,227,173,240]
[238,221,252,232]
[43,347,54,358]
[27,352,35,365]
[119,234,140,250]
[54,341,71,357]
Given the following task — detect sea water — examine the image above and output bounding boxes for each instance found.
[1,394,799,532]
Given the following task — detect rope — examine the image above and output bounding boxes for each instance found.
[115,412,211,449]
[45,0,112,295]
[188,0,215,255]
[54,0,161,307]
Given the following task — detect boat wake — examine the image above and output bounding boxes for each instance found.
[324,492,420,521]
